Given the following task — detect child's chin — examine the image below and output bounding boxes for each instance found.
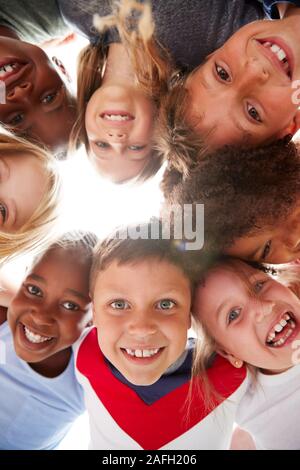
[124,372,161,386]
[14,344,39,363]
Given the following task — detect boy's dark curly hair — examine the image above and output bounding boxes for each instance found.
[161,138,300,252]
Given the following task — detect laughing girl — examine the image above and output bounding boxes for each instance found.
[193,257,300,449]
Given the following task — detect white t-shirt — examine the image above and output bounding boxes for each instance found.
[236,364,300,449]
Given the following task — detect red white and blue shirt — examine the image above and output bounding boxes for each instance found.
[75,328,248,450]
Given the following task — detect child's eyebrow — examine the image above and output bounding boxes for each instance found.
[27,273,46,283]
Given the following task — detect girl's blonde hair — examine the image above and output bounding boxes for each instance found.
[0,132,61,265]
[70,0,173,183]
[189,258,268,412]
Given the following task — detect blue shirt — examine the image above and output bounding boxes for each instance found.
[0,322,85,450]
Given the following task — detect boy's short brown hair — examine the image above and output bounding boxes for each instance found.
[90,221,202,297]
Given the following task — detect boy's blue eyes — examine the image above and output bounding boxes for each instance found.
[157,299,176,310]
[109,299,176,310]
[110,300,129,309]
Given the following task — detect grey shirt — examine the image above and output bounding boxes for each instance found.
[0,0,69,43]
[59,0,265,70]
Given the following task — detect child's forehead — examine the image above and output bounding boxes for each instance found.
[204,262,267,288]
[99,256,189,277]
[32,245,89,271]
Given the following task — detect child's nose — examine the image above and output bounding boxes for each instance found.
[127,312,157,338]
[6,81,33,100]
[107,131,127,142]
[28,305,55,326]
[253,300,275,323]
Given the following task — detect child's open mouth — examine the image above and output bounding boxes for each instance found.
[265,312,298,348]
[0,60,31,86]
[121,347,164,363]
[256,38,293,79]
[19,322,55,349]
[100,111,135,123]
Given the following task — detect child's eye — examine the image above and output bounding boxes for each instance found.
[247,103,262,123]
[95,141,110,149]
[26,284,43,297]
[253,280,266,294]
[61,301,79,311]
[41,92,58,104]
[110,300,130,310]
[128,145,146,151]
[215,63,231,82]
[156,299,176,310]
[261,240,272,260]
[0,202,7,223]
[228,307,241,324]
[8,113,24,126]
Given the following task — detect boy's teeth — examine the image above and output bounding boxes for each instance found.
[270,44,280,54]
[125,348,160,358]
[104,114,130,121]
[262,42,290,75]
[24,326,52,344]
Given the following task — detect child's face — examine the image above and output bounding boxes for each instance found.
[225,205,300,264]
[0,153,47,232]
[85,85,155,183]
[8,246,92,363]
[92,259,191,385]
[0,37,76,151]
[185,17,300,148]
[194,262,300,373]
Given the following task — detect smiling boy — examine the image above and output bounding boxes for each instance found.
[74,223,248,450]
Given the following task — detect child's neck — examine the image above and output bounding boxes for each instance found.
[28,347,72,378]
[102,43,135,87]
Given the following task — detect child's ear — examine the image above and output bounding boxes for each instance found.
[277,109,300,139]
[216,348,244,369]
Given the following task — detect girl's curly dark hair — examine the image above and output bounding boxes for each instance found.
[161,137,300,252]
